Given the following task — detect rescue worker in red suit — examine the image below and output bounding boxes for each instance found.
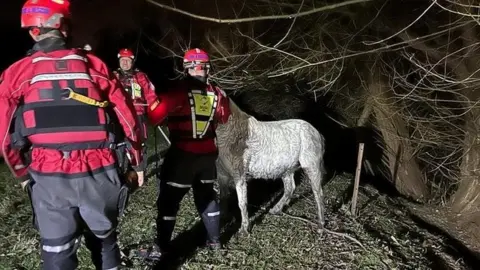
[138,48,231,260]
[0,1,144,269]
[113,48,158,172]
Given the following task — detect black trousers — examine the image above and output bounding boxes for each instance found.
[155,147,220,250]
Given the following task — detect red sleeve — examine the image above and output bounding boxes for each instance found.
[0,59,29,179]
[214,87,231,124]
[147,90,178,126]
[137,72,159,105]
[87,55,143,167]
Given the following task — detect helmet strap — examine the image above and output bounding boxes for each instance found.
[30,27,66,41]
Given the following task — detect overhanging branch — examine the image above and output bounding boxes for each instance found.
[145,0,373,23]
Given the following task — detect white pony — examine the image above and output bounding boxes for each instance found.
[215,98,326,235]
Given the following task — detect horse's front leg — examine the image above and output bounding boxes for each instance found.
[235,177,250,236]
[270,172,295,215]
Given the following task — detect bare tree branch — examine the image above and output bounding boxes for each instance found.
[364,0,438,46]
[145,0,373,23]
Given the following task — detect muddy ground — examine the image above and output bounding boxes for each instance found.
[0,132,473,269]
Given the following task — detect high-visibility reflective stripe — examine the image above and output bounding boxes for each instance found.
[190,90,215,95]
[14,164,26,170]
[188,95,196,138]
[32,54,87,63]
[94,228,114,239]
[166,182,191,188]
[200,179,215,184]
[150,99,160,110]
[207,211,220,217]
[31,73,92,84]
[42,238,79,253]
[163,216,176,221]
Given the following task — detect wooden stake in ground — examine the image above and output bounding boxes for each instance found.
[351,143,365,217]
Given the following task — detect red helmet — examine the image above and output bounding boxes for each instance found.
[118,48,135,59]
[146,99,168,126]
[21,0,71,29]
[183,48,210,69]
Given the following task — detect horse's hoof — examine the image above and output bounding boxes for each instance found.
[317,219,325,235]
[319,218,326,228]
[238,227,250,237]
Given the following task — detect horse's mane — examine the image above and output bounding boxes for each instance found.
[216,97,250,157]
[228,98,250,120]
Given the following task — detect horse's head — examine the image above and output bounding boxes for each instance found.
[227,98,250,121]
[216,97,250,142]
[216,97,251,155]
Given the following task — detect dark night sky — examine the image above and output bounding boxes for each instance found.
[0,0,174,88]
[1,0,33,71]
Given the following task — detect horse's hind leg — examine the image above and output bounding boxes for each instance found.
[216,169,231,222]
[269,171,295,215]
[303,163,326,229]
[235,176,250,235]
[217,163,231,201]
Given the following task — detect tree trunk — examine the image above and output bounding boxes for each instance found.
[448,108,480,245]
[448,14,480,238]
[369,78,429,201]
[450,110,480,212]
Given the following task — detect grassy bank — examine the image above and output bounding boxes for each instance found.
[0,131,467,269]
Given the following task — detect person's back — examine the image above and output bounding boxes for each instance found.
[0,1,144,269]
[15,40,140,176]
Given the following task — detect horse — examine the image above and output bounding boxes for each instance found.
[215,98,326,235]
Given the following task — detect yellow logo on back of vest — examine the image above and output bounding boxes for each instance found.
[190,90,217,138]
[193,93,215,116]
